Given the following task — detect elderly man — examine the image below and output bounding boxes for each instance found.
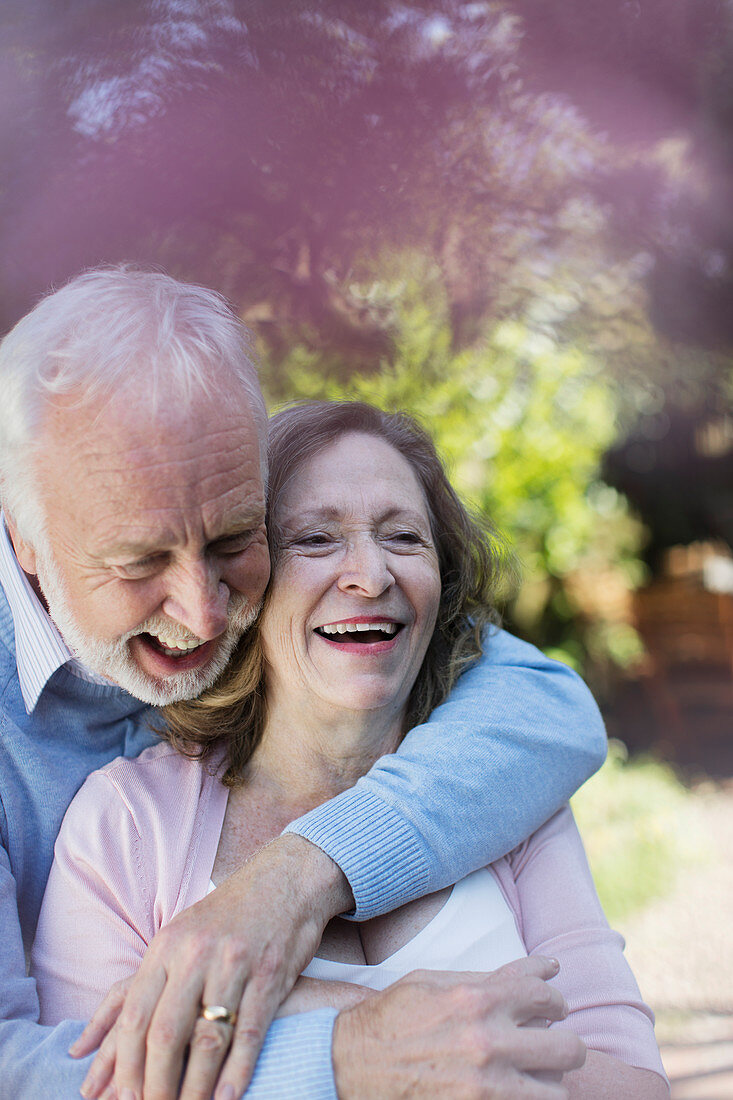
[0,268,605,1100]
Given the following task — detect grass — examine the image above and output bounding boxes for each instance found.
[571,740,708,923]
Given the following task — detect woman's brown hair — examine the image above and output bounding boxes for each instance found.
[162,401,511,785]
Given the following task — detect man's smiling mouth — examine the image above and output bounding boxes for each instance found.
[139,631,207,659]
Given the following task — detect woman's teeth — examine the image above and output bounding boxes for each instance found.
[318,622,398,636]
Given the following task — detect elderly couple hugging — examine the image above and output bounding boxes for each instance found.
[0,268,667,1100]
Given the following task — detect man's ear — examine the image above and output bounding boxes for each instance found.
[4,512,38,575]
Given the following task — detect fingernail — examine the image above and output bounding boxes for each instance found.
[548,957,560,972]
[215,1086,236,1100]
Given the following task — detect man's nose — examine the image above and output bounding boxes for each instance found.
[336,537,395,597]
[161,560,231,640]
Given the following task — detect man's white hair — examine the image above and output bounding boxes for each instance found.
[0,266,268,545]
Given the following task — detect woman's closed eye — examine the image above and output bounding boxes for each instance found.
[383,530,430,549]
[291,532,337,551]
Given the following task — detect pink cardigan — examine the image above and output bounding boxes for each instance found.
[31,742,665,1078]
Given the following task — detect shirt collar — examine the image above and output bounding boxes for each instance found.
[0,516,111,713]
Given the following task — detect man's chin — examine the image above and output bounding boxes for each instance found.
[88,630,247,706]
[37,547,261,705]
[107,649,229,706]
[116,602,261,704]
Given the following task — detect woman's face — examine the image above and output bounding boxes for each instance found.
[259,431,442,723]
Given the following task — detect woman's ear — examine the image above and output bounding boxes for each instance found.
[4,512,39,575]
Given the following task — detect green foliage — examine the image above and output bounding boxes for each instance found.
[265,265,643,663]
[571,741,706,922]
[4,0,730,635]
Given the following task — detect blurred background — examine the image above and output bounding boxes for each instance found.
[2,2,732,1093]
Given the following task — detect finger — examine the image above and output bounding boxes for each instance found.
[80,1024,119,1099]
[138,972,207,1100]
[495,955,560,983]
[177,1015,236,1100]
[508,977,568,1026]
[110,964,169,1100]
[178,969,248,1100]
[210,976,283,1100]
[512,1027,586,1075]
[72,979,131,1058]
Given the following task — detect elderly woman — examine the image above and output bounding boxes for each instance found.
[32,401,668,1098]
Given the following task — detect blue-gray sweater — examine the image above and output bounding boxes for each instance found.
[0,582,606,1098]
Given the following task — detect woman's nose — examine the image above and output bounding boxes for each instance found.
[336,537,395,597]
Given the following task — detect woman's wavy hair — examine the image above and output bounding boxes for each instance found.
[162,401,513,785]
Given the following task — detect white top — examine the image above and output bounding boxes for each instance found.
[303,868,527,990]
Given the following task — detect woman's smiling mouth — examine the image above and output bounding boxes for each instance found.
[314,618,404,648]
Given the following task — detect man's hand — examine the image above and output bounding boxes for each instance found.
[72,834,352,1100]
[332,957,585,1099]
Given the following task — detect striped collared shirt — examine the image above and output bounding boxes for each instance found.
[0,516,111,714]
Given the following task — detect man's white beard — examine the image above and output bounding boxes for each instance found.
[35,547,260,706]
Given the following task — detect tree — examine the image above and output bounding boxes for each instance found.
[0,0,620,361]
[267,263,645,672]
[2,0,730,670]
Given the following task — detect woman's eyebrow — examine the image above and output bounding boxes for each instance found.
[377,506,430,525]
[279,506,340,526]
[281,505,429,526]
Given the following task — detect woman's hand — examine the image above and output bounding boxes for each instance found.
[332,957,586,1099]
[275,976,375,1017]
[74,976,374,1099]
[69,977,132,1098]
[70,834,353,1100]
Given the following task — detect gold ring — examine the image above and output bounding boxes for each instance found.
[200,1004,238,1027]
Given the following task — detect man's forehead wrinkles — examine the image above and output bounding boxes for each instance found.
[197,457,264,491]
[68,447,264,514]
[95,491,264,530]
[89,506,189,545]
[91,514,265,560]
[54,409,258,469]
[79,439,256,476]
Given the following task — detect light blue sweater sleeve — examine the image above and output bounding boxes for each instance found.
[286,626,607,919]
[1,850,338,1100]
[0,1016,337,1100]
